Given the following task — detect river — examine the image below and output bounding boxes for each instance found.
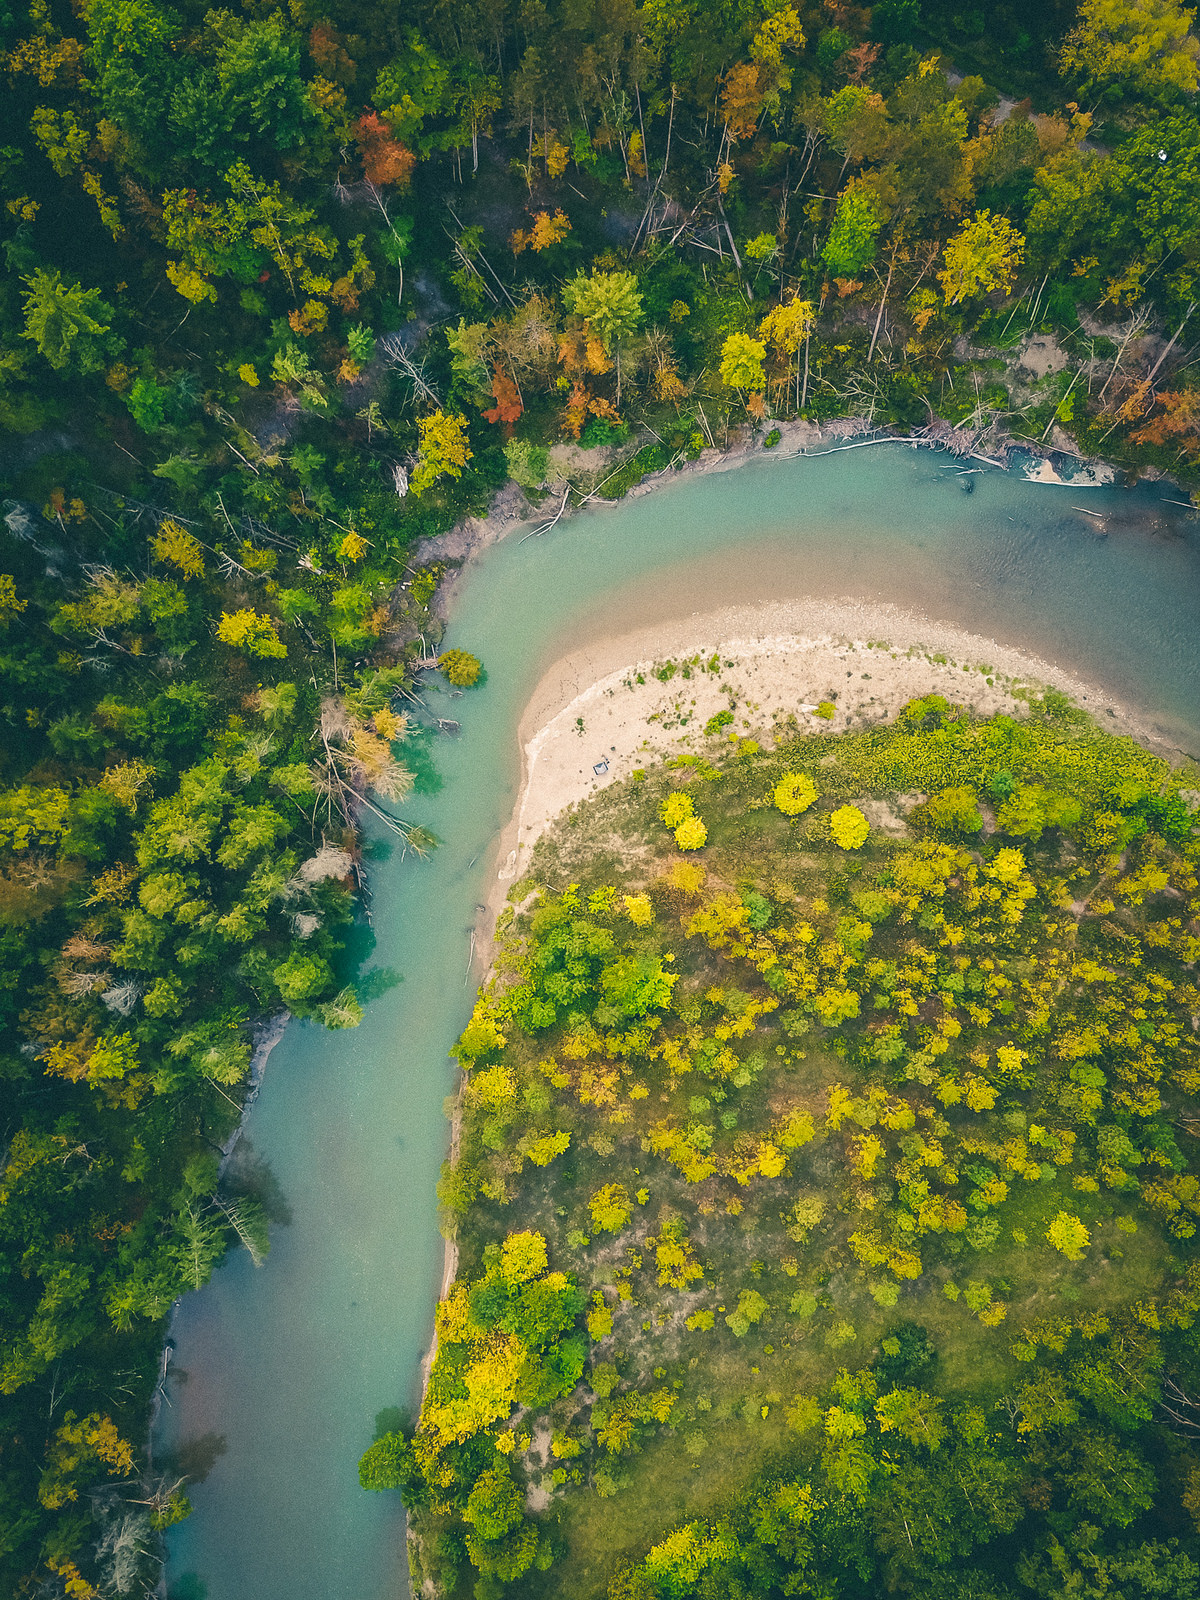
[159,444,1200,1600]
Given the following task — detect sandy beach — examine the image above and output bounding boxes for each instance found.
[487,597,1148,904]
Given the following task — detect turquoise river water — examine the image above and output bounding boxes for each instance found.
[159,444,1200,1600]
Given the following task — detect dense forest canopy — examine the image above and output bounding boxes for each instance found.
[1,0,1199,1589]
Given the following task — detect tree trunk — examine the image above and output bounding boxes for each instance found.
[867,256,894,363]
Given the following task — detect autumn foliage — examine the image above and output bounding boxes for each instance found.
[1132,388,1200,458]
[511,209,572,254]
[482,367,523,426]
[354,112,415,187]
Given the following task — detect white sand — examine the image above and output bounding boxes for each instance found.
[490,597,1150,893]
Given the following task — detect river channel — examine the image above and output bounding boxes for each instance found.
[160,443,1200,1600]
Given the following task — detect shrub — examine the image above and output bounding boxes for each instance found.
[580,415,630,449]
[773,772,818,816]
[660,791,694,827]
[623,893,654,926]
[504,438,550,489]
[918,786,983,834]
[675,816,708,850]
[814,701,836,720]
[440,649,483,687]
[830,806,869,849]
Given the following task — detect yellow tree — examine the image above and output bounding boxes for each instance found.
[759,295,815,410]
[0,574,28,626]
[719,332,767,409]
[1061,0,1199,100]
[939,211,1025,305]
[411,411,473,495]
[216,610,287,658]
[151,519,205,578]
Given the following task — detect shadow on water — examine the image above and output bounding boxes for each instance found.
[169,1573,208,1600]
[167,1431,228,1485]
[221,1140,292,1228]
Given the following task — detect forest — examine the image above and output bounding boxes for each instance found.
[1,0,1199,1589]
[367,693,1200,1598]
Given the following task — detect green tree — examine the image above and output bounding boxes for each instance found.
[21,271,117,374]
[358,1431,426,1503]
[272,951,332,1003]
[823,189,881,277]
[464,1464,523,1541]
[373,29,451,149]
[167,11,320,168]
[562,270,644,353]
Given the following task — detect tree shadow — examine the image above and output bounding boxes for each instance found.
[170,1431,227,1484]
[168,1575,207,1600]
[221,1138,292,1227]
[373,1404,414,1440]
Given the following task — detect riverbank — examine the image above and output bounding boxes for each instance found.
[474,598,1161,960]
[415,413,1160,596]
[162,422,1200,1600]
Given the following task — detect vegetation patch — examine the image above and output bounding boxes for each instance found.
[365,697,1200,1599]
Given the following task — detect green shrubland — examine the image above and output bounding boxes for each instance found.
[368,697,1200,1599]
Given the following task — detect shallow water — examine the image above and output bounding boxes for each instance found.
[160,446,1199,1600]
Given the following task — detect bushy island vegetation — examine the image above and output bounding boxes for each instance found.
[363,694,1200,1599]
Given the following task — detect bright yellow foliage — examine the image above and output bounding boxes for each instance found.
[759,295,814,354]
[660,791,694,827]
[719,331,767,391]
[339,530,371,561]
[773,771,818,815]
[1046,1210,1091,1260]
[411,410,473,496]
[675,815,708,851]
[0,574,28,625]
[216,610,287,658]
[1061,0,1199,97]
[526,1130,571,1166]
[152,519,205,578]
[939,210,1025,305]
[830,805,870,849]
[623,893,654,926]
[590,1182,632,1232]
